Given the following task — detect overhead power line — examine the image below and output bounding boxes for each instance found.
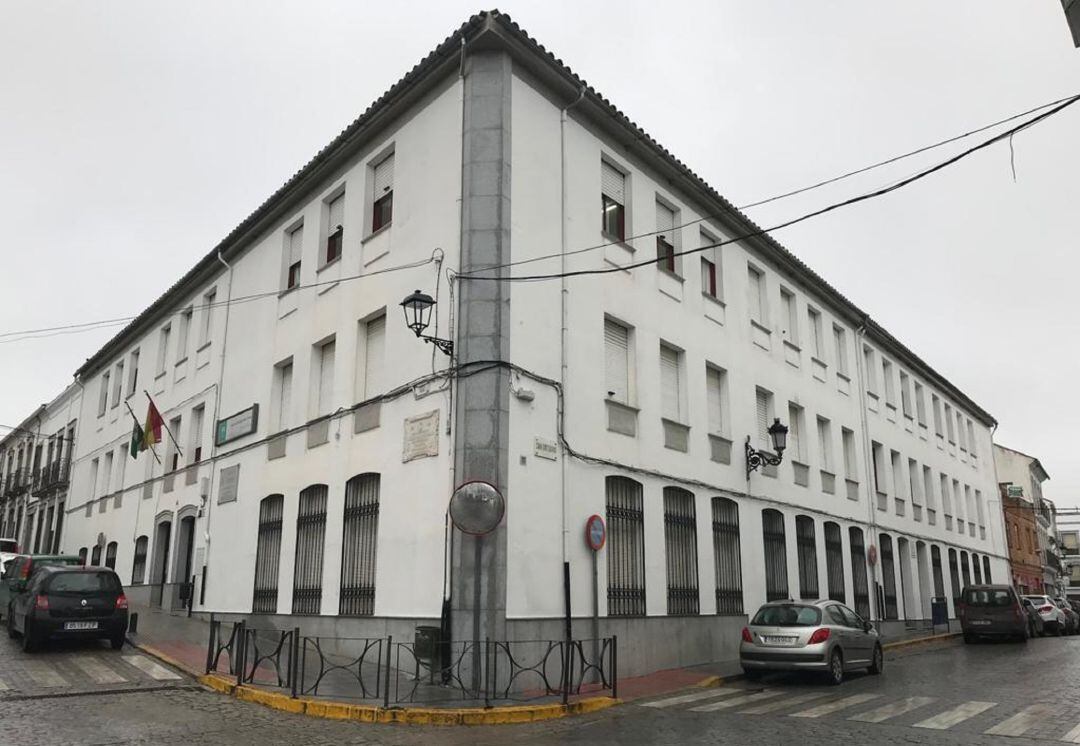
[461,93,1080,283]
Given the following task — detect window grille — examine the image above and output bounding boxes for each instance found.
[960,551,971,590]
[796,516,818,599]
[879,533,898,619]
[105,541,117,570]
[762,509,788,601]
[711,497,742,615]
[972,552,983,584]
[131,536,148,584]
[982,555,992,583]
[52,503,64,554]
[948,549,961,611]
[253,494,284,613]
[292,486,327,615]
[340,474,380,616]
[78,547,87,566]
[849,527,870,619]
[91,544,102,566]
[663,487,698,615]
[824,522,845,602]
[606,476,645,617]
[931,545,945,599]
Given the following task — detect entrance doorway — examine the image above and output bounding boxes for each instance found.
[151,519,172,607]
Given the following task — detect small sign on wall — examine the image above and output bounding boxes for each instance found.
[1007,485,1024,498]
[218,464,240,504]
[216,404,259,446]
[534,436,558,461]
[403,410,440,462]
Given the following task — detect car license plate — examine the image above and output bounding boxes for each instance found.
[764,635,798,645]
[970,620,991,626]
[64,621,98,631]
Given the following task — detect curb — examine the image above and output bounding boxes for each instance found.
[197,673,618,725]
[883,631,961,651]
[126,637,205,679]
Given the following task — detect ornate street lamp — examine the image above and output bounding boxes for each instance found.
[400,289,454,356]
[745,418,789,479]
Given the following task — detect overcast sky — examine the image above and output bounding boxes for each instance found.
[1,2,1077,504]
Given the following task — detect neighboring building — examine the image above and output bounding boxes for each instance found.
[1002,489,1046,594]
[22,11,1009,678]
[1057,510,1080,601]
[994,445,1061,595]
[0,384,80,553]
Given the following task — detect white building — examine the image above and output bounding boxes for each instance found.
[46,11,1009,677]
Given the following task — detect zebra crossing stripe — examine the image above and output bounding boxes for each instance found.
[739,691,831,714]
[914,701,997,730]
[23,661,68,687]
[1061,721,1080,742]
[0,677,9,691]
[640,687,746,709]
[71,655,127,685]
[121,654,182,681]
[849,696,935,723]
[691,690,784,713]
[984,703,1057,737]
[789,693,880,718]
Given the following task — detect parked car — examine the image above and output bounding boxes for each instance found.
[1021,597,1046,637]
[1024,595,1069,635]
[0,538,19,568]
[958,585,1030,642]
[0,554,83,619]
[740,599,882,685]
[6,566,128,652]
[1053,597,1080,635]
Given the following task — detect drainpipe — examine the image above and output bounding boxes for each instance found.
[853,317,882,622]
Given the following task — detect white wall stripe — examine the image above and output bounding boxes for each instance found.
[914,701,997,730]
[849,696,935,723]
[121,654,181,681]
[691,690,783,712]
[984,704,1056,737]
[739,691,831,715]
[790,693,880,718]
[640,687,744,709]
[71,655,127,685]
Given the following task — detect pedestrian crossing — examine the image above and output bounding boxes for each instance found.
[0,653,183,694]
[637,686,1080,740]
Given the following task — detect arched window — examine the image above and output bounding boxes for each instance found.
[972,552,983,584]
[931,545,945,599]
[879,533,897,619]
[105,541,118,570]
[292,485,328,615]
[982,555,992,584]
[606,476,645,617]
[90,544,102,566]
[253,495,284,613]
[948,548,961,613]
[663,487,699,615]
[711,497,742,615]
[131,536,148,584]
[960,551,972,590]
[849,527,870,618]
[823,522,845,602]
[795,516,819,600]
[340,474,380,617]
[761,509,788,601]
[78,547,87,566]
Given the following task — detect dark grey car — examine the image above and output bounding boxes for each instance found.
[959,585,1029,642]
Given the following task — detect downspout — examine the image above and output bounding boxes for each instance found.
[853,317,882,622]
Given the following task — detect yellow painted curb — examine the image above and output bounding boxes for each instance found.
[883,632,961,651]
[199,673,237,695]
[128,640,204,678]
[695,675,724,688]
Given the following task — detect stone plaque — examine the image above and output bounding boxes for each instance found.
[403,410,440,462]
[218,464,240,504]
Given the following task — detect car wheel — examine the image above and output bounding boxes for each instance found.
[868,645,884,674]
[963,632,976,644]
[21,622,35,653]
[826,650,844,686]
[5,610,15,639]
[1057,622,1066,637]
[110,633,125,651]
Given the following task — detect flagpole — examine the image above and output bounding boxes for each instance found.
[144,390,184,459]
[124,400,161,465]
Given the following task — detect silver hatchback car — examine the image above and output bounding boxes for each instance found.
[740,600,883,685]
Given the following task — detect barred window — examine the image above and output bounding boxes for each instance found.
[948,548,961,612]
[105,541,118,570]
[972,552,983,584]
[663,487,698,615]
[340,474,380,616]
[960,551,971,590]
[824,522,845,602]
[711,497,742,615]
[762,509,788,602]
[795,516,818,600]
[606,476,645,617]
[78,547,87,566]
[253,494,284,613]
[879,533,898,619]
[91,544,102,566]
[292,485,327,615]
[849,527,870,619]
[131,536,148,585]
[931,545,945,599]
[982,555,992,583]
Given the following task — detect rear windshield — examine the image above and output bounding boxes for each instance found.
[46,572,121,595]
[0,540,17,553]
[963,589,1013,607]
[752,605,822,627]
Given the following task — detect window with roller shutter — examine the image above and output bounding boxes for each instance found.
[285,223,303,290]
[755,387,773,449]
[655,201,676,274]
[372,153,394,232]
[601,160,626,241]
[705,366,726,435]
[325,193,344,265]
[363,314,386,399]
[604,319,630,404]
[659,344,682,422]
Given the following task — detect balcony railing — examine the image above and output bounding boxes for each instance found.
[1045,549,1063,574]
[1,467,33,498]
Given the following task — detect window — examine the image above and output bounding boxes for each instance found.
[700,230,721,299]
[960,551,971,590]
[807,307,823,359]
[948,549,961,611]
[177,307,192,362]
[871,442,885,495]
[909,459,922,505]
[972,552,983,584]
[780,288,798,345]
[663,487,699,615]
[189,404,204,463]
[659,344,684,422]
[931,545,945,600]
[314,338,336,417]
[371,153,394,233]
[655,201,677,274]
[748,265,766,325]
[945,403,955,443]
[762,509,788,601]
[292,485,328,615]
[923,466,936,511]
[941,473,953,521]
[156,325,171,375]
[604,319,631,404]
[795,515,818,599]
[711,497,742,615]
[325,192,344,264]
[879,534,898,619]
[340,474,380,616]
[932,394,943,436]
[1062,532,1080,556]
[882,359,896,407]
[863,346,877,395]
[601,160,626,241]
[755,388,775,450]
[787,403,806,462]
[272,359,293,432]
[199,289,216,347]
[824,522,845,602]
[983,555,992,583]
[127,349,140,397]
[111,361,124,408]
[105,541,118,570]
[849,528,871,619]
[98,372,110,416]
[914,381,927,426]
[285,223,303,290]
[899,371,912,417]
[91,544,102,566]
[131,536,148,585]
[842,427,857,480]
[891,450,904,501]
[253,494,284,613]
[953,479,964,529]
[700,258,717,298]
[705,365,727,435]
[360,313,386,399]
[166,416,182,472]
[817,416,833,472]
[606,476,645,616]
[957,411,967,451]
[967,420,976,455]
[89,458,99,498]
[102,452,113,496]
[833,325,849,375]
